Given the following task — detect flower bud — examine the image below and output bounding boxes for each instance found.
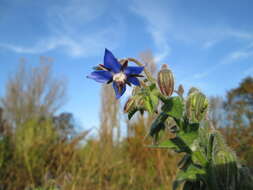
[132,86,141,96]
[213,149,238,188]
[124,97,136,113]
[135,96,145,108]
[186,91,208,122]
[157,64,174,96]
[187,87,200,96]
[177,84,184,97]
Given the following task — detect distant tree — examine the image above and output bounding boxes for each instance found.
[0,107,5,135]
[225,77,253,127]
[100,85,120,144]
[53,112,76,140]
[1,57,66,127]
[222,77,253,165]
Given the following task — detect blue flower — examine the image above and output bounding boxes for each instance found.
[87,49,144,99]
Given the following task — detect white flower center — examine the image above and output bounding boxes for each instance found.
[113,72,126,83]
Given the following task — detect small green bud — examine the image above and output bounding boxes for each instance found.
[186,91,208,122]
[213,149,238,189]
[187,87,200,96]
[124,97,136,113]
[157,64,174,97]
[135,95,145,108]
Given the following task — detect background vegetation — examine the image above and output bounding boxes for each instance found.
[0,53,252,190]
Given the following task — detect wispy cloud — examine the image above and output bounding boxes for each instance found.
[221,49,253,65]
[203,40,219,49]
[130,0,172,62]
[130,0,253,63]
[192,47,253,79]
[129,0,253,93]
[0,36,65,54]
[0,0,124,57]
[202,27,253,49]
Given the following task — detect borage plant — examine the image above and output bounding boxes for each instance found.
[88,49,253,190]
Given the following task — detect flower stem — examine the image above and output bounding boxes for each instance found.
[127,58,156,83]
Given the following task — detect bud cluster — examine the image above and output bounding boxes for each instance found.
[186,91,208,123]
[157,64,174,97]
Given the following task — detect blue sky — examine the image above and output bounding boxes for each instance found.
[0,0,253,131]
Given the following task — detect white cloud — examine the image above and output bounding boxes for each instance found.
[130,0,253,53]
[202,28,253,49]
[192,47,253,79]
[193,71,210,79]
[221,49,253,65]
[129,0,253,85]
[0,37,61,54]
[130,0,172,62]
[0,0,124,57]
[203,40,219,49]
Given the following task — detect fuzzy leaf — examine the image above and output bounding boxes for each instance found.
[178,154,192,170]
[149,139,180,151]
[149,112,168,137]
[144,96,153,113]
[192,151,207,166]
[162,96,184,119]
[178,130,198,147]
[149,83,157,91]
[173,165,206,190]
[171,137,192,153]
[150,93,159,109]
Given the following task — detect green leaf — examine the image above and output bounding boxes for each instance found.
[177,164,205,181]
[144,96,153,113]
[151,137,191,153]
[148,139,180,151]
[135,84,159,114]
[188,123,199,132]
[192,151,207,166]
[150,93,159,109]
[178,130,198,146]
[150,126,198,152]
[178,154,192,170]
[175,164,206,187]
[149,112,168,137]
[171,137,192,153]
[148,83,157,91]
[149,136,192,154]
[144,94,158,113]
[162,96,184,119]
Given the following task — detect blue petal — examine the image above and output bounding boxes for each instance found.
[104,49,121,73]
[113,82,126,99]
[127,76,140,86]
[124,66,144,75]
[87,70,112,83]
